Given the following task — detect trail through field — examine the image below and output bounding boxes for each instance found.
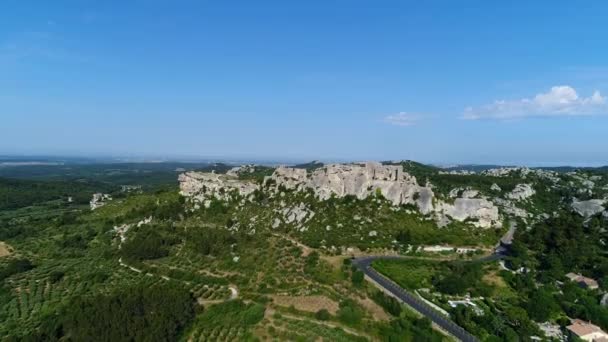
[118,257,143,273]
[272,233,312,256]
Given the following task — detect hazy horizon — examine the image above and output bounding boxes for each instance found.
[2,2,608,166]
[0,153,606,168]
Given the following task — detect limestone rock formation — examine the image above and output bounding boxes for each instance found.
[90,193,112,210]
[226,165,255,177]
[178,171,257,203]
[506,184,536,201]
[278,203,314,225]
[436,198,500,228]
[269,162,434,214]
[449,188,479,199]
[494,198,530,218]
[179,162,504,229]
[571,199,606,217]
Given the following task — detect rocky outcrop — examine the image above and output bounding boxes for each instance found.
[179,162,504,229]
[269,162,434,214]
[179,172,257,204]
[571,199,605,217]
[226,165,255,177]
[449,188,479,199]
[277,203,315,227]
[436,198,500,228]
[482,167,560,183]
[506,184,536,201]
[494,198,530,218]
[90,193,112,210]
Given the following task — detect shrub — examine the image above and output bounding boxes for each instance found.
[49,270,65,283]
[351,270,365,286]
[315,309,330,321]
[337,300,363,325]
[0,258,34,281]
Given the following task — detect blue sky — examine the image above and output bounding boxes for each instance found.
[1,1,608,165]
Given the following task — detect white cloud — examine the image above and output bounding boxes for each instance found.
[384,112,420,126]
[463,86,607,120]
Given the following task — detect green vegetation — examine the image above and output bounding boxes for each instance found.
[373,208,608,340]
[288,192,502,249]
[186,300,265,341]
[236,166,275,183]
[2,161,607,341]
[0,258,34,281]
[0,177,111,210]
[373,259,489,296]
[62,282,194,342]
[371,290,402,317]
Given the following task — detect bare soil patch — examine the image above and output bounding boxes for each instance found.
[320,255,346,270]
[483,270,507,288]
[0,242,12,257]
[271,295,339,314]
[356,296,390,321]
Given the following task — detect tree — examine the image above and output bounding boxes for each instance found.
[315,309,330,321]
[351,270,364,286]
[337,300,363,325]
[526,289,559,322]
[62,282,195,342]
[0,258,34,281]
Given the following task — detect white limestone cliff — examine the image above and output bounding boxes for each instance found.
[178,162,503,229]
[435,198,500,228]
[270,162,434,214]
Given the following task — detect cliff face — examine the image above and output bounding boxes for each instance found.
[435,198,500,228]
[271,162,434,214]
[178,162,502,228]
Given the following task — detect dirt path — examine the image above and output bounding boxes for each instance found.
[118,257,143,273]
[272,233,312,256]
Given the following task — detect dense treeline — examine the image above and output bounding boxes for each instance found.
[379,316,444,342]
[23,282,195,342]
[0,258,34,281]
[371,291,402,316]
[432,263,488,296]
[121,225,180,261]
[120,192,186,221]
[0,177,111,210]
[185,226,237,256]
[501,212,608,331]
[516,212,608,284]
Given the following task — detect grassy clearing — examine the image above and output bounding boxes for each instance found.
[373,259,440,290]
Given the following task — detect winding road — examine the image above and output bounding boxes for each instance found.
[352,225,514,342]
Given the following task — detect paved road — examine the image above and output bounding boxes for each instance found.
[352,239,513,342]
[353,256,481,342]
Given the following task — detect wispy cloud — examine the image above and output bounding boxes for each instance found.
[463,85,607,120]
[383,112,420,126]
